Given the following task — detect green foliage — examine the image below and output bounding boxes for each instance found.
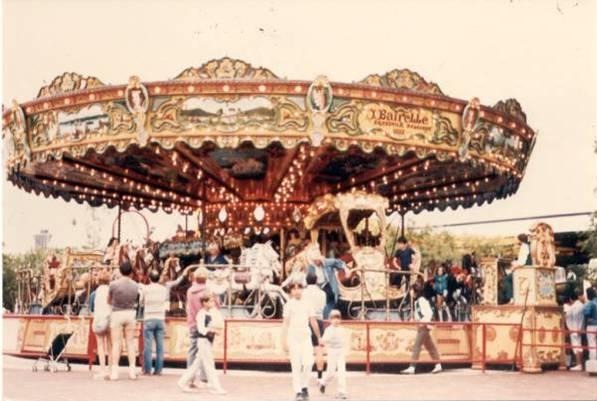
[2,250,48,311]
[385,225,511,266]
[581,211,597,259]
[2,256,17,311]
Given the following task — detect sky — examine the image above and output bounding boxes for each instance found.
[2,0,596,254]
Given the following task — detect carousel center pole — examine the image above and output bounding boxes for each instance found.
[400,211,405,238]
[201,182,207,264]
[280,227,286,282]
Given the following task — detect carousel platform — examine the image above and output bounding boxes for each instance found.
[3,312,528,371]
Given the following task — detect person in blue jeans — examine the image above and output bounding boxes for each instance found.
[307,256,349,319]
[433,266,450,321]
[139,268,189,375]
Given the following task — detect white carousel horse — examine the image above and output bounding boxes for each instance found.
[206,241,287,305]
[238,242,286,302]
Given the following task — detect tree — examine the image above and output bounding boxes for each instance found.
[2,250,48,311]
[2,255,18,311]
[385,224,516,267]
[582,211,597,259]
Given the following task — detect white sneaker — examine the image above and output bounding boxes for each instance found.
[401,366,415,374]
[570,365,582,371]
[93,372,107,380]
[128,370,138,380]
[431,364,442,374]
[191,381,208,389]
[109,368,119,381]
[210,388,227,395]
[177,379,198,393]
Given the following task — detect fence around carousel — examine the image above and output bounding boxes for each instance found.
[5,313,595,373]
[89,319,587,374]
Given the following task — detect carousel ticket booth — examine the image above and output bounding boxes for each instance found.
[472,223,565,373]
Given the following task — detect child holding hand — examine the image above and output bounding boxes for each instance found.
[318,309,348,399]
[178,293,226,395]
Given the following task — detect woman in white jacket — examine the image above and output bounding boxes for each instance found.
[90,271,112,380]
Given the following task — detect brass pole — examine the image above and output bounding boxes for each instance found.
[280,228,286,281]
[400,212,405,238]
[117,203,122,242]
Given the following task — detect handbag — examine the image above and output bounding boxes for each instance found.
[92,314,110,334]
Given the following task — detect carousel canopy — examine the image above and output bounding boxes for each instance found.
[2,57,536,229]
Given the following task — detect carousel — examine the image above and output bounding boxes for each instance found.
[4,58,556,370]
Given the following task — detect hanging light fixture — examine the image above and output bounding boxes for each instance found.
[218,207,228,223]
[253,205,265,222]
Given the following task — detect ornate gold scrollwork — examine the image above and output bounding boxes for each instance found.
[360,68,443,95]
[326,102,360,136]
[106,102,136,135]
[174,57,279,80]
[36,72,104,98]
[150,97,185,132]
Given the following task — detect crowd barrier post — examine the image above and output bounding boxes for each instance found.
[137,321,144,368]
[223,319,228,374]
[87,318,96,371]
[481,323,486,373]
[365,322,371,375]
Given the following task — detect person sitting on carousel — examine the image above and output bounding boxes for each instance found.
[306,247,350,319]
[44,253,61,293]
[205,241,229,271]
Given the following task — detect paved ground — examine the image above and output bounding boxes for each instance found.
[2,356,596,401]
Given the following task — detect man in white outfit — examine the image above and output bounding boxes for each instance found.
[302,273,327,380]
[282,282,322,401]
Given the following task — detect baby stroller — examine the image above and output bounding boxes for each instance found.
[32,332,73,373]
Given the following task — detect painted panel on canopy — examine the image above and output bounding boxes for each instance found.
[150,95,308,134]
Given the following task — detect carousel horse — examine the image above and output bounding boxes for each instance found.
[208,241,288,311]
[160,254,181,282]
[133,247,151,284]
[160,254,189,307]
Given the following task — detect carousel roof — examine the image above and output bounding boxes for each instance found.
[2,57,536,229]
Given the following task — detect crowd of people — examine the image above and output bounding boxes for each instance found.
[564,287,597,371]
[88,257,360,399]
[83,228,595,398]
[87,231,452,400]
[392,237,481,321]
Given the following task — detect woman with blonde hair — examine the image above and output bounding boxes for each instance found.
[89,270,112,380]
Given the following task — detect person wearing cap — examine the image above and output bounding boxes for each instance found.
[402,283,442,375]
[185,266,220,387]
[282,281,322,401]
[306,249,349,319]
[318,309,348,399]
